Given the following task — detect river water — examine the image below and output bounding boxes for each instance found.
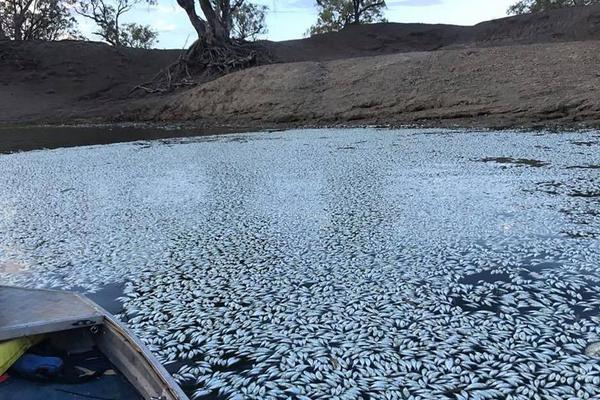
[1,128,600,399]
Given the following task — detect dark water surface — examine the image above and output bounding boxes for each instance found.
[0,125,246,154]
[1,128,600,399]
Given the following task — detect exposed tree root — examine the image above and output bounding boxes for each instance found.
[131,39,271,94]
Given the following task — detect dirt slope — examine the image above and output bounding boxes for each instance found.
[1,5,600,129]
[141,41,600,129]
[265,4,600,62]
[0,41,179,124]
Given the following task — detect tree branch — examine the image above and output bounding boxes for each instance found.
[358,0,385,17]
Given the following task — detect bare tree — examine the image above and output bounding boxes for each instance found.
[70,0,157,47]
[0,0,77,40]
[309,0,386,35]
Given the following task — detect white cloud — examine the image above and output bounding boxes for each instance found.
[147,2,185,15]
[153,19,178,32]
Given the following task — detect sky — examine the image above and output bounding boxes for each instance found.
[79,0,517,48]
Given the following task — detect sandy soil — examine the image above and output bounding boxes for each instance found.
[1,5,600,146]
[149,41,600,130]
[0,41,179,124]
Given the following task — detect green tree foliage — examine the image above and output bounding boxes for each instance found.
[508,0,600,14]
[119,22,158,48]
[0,0,78,40]
[71,0,158,47]
[231,2,267,41]
[309,0,386,35]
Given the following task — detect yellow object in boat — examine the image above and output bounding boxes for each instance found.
[0,335,42,375]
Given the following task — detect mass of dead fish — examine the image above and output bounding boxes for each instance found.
[1,128,600,399]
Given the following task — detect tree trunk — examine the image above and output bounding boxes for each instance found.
[138,0,271,92]
[13,17,23,40]
[198,0,229,45]
[0,24,7,40]
[12,0,36,41]
[114,13,121,46]
[12,7,23,40]
[353,0,360,24]
[177,0,208,38]
[219,0,234,39]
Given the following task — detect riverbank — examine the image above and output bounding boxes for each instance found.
[1,5,600,142]
[143,40,600,131]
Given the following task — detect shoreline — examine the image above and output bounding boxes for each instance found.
[1,120,598,154]
[2,11,600,145]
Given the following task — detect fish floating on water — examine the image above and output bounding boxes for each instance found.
[0,128,599,399]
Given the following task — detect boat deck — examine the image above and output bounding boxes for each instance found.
[0,347,141,400]
[0,286,104,341]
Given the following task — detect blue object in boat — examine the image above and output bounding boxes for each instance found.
[12,354,63,378]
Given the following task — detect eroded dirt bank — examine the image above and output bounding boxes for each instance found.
[143,41,600,130]
[1,5,600,136]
